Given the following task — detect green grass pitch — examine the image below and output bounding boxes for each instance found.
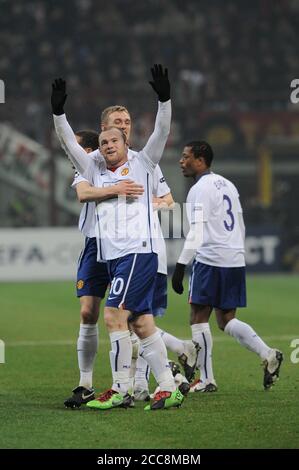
[1,275,298,449]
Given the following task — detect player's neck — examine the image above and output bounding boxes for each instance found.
[107,156,128,171]
[194,169,211,181]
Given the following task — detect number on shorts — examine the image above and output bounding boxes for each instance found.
[110,277,124,295]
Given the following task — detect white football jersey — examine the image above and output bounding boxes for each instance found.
[187,172,245,267]
[152,166,170,275]
[71,151,170,272]
[71,172,97,239]
[71,149,136,239]
[54,100,171,262]
[84,153,157,261]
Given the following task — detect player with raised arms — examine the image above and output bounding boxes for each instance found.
[53,65,185,410]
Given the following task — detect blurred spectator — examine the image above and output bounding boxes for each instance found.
[7,191,37,227]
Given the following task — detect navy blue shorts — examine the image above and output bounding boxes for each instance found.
[76,237,110,298]
[106,253,158,314]
[152,273,168,317]
[189,260,246,310]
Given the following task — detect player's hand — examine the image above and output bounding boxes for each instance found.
[172,263,185,294]
[51,78,67,115]
[115,180,144,198]
[149,64,170,102]
[152,196,168,211]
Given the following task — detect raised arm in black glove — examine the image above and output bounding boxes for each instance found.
[172,263,186,295]
[149,64,170,102]
[51,78,67,115]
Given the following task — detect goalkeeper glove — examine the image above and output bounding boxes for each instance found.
[172,263,186,295]
[149,64,170,102]
[51,78,67,115]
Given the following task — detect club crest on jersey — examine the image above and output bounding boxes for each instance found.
[77,280,84,289]
[121,168,129,176]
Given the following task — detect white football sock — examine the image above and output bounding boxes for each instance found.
[134,352,150,391]
[140,331,176,392]
[109,330,132,394]
[77,323,98,389]
[157,328,184,355]
[224,318,272,360]
[191,323,215,384]
[129,331,140,393]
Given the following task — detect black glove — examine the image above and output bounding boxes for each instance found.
[51,78,67,115]
[149,64,170,102]
[172,263,186,295]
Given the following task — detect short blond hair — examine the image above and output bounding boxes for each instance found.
[99,126,127,144]
[101,105,130,124]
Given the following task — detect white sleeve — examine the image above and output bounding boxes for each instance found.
[178,203,204,265]
[188,186,209,224]
[71,172,89,188]
[53,113,102,175]
[138,100,171,173]
[153,165,171,197]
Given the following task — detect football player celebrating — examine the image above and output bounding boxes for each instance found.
[172,141,283,392]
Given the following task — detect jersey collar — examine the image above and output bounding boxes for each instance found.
[195,170,212,183]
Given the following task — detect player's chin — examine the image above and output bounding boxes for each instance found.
[106,156,118,165]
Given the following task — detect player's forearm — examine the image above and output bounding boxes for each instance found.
[143,100,171,165]
[53,113,89,174]
[155,100,171,139]
[153,193,175,210]
[178,244,196,266]
[178,221,203,265]
[77,185,119,203]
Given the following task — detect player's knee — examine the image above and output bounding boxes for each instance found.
[104,308,126,331]
[80,306,97,324]
[132,315,155,339]
[217,321,226,331]
[216,316,228,331]
[132,322,146,338]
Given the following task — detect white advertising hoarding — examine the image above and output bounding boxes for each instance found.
[0,228,83,281]
[0,226,282,282]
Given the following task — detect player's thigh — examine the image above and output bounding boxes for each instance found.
[188,261,217,311]
[77,238,110,299]
[79,296,101,324]
[106,253,158,314]
[152,272,167,318]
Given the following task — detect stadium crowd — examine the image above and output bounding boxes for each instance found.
[0,0,297,143]
[1,0,299,271]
